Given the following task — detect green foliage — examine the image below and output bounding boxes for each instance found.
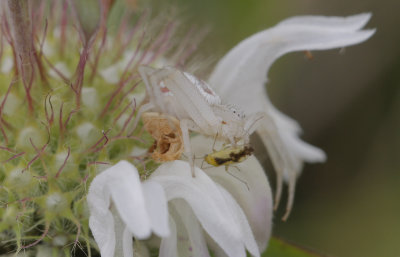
[263,237,322,257]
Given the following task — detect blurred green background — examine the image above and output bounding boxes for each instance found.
[153,0,399,256]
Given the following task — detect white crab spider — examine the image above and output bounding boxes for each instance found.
[132,66,264,176]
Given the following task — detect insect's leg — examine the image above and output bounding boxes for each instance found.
[180,119,199,177]
[211,132,219,152]
[226,167,249,191]
[127,102,154,136]
[244,112,266,141]
[230,166,241,172]
[228,136,237,147]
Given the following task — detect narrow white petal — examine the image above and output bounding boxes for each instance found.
[142,181,170,237]
[107,161,152,239]
[217,186,260,257]
[191,135,273,252]
[159,217,178,257]
[172,200,211,257]
[88,213,115,257]
[113,208,130,257]
[151,161,249,257]
[87,167,115,257]
[122,228,133,257]
[206,236,229,257]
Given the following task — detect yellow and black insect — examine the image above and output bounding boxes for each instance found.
[204,144,254,170]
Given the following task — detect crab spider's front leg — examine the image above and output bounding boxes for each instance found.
[180,119,201,177]
[243,112,266,141]
[128,102,154,136]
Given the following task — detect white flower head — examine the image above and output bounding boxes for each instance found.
[87,12,374,257]
[88,159,268,257]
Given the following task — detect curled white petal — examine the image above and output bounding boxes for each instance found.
[210,13,374,100]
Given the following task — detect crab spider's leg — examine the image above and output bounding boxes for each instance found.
[139,66,158,105]
[180,119,201,177]
[244,112,266,137]
[139,66,170,111]
[163,70,220,133]
[128,102,154,135]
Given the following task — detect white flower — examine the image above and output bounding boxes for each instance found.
[88,159,266,257]
[209,13,375,219]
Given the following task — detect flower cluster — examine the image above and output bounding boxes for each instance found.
[0,0,374,256]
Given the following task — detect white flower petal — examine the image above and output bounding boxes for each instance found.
[89,212,116,257]
[191,135,273,252]
[107,161,152,239]
[122,228,133,257]
[159,217,178,257]
[278,13,371,31]
[162,202,210,257]
[172,200,211,257]
[209,14,374,102]
[87,169,115,257]
[113,209,131,257]
[141,181,170,237]
[151,160,258,257]
[216,185,259,257]
[209,14,374,219]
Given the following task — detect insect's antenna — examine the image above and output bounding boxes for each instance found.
[226,168,249,191]
[231,166,241,172]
